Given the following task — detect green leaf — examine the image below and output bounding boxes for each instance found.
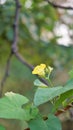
[34,86,62,106]
[29,117,48,130]
[46,114,62,130]
[0,92,29,120]
[34,79,73,106]
[54,90,73,111]
[29,114,62,130]
[34,79,47,87]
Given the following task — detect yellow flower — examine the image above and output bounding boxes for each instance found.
[32,64,46,76]
[32,64,53,78]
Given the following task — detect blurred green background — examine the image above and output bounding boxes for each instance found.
[0,0,73,130]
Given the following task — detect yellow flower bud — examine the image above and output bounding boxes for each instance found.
[32,64,53,78]
[32,64,46,76]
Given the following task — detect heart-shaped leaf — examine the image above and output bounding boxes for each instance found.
[0,92,29,120]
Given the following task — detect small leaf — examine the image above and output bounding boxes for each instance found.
[34,79,47,87]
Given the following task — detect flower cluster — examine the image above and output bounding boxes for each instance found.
[32,64,46,76]
[32,64,53,77]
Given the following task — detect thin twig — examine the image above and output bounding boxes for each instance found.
[15,52,49,86]
[45,0,73,10]
[0,0,21,97]
[0,0,48,96]
[11,0,21,53]
[0,52,12,97]
[15,52,34,70]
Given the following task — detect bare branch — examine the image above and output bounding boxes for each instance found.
[45,0,73,10]
[15,52,34,70]
[12,0,21,53]
[0,52,12,97]
[0,0,48,96]
[0,0,21,97]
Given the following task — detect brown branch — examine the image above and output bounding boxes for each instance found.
[0,0,21,97]
[0,0,48,96]
[55,104,73,116]
[43,104,73,120]
[15,52,34,70]
[11,0,21,53]
[45,0,73,10]
[14,52,49,85]
[0,52,12,97]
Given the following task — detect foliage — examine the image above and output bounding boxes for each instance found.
[0,0,73,130]
[0,64,73,130]
[0,92,29,120]
[29,114,62,130]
